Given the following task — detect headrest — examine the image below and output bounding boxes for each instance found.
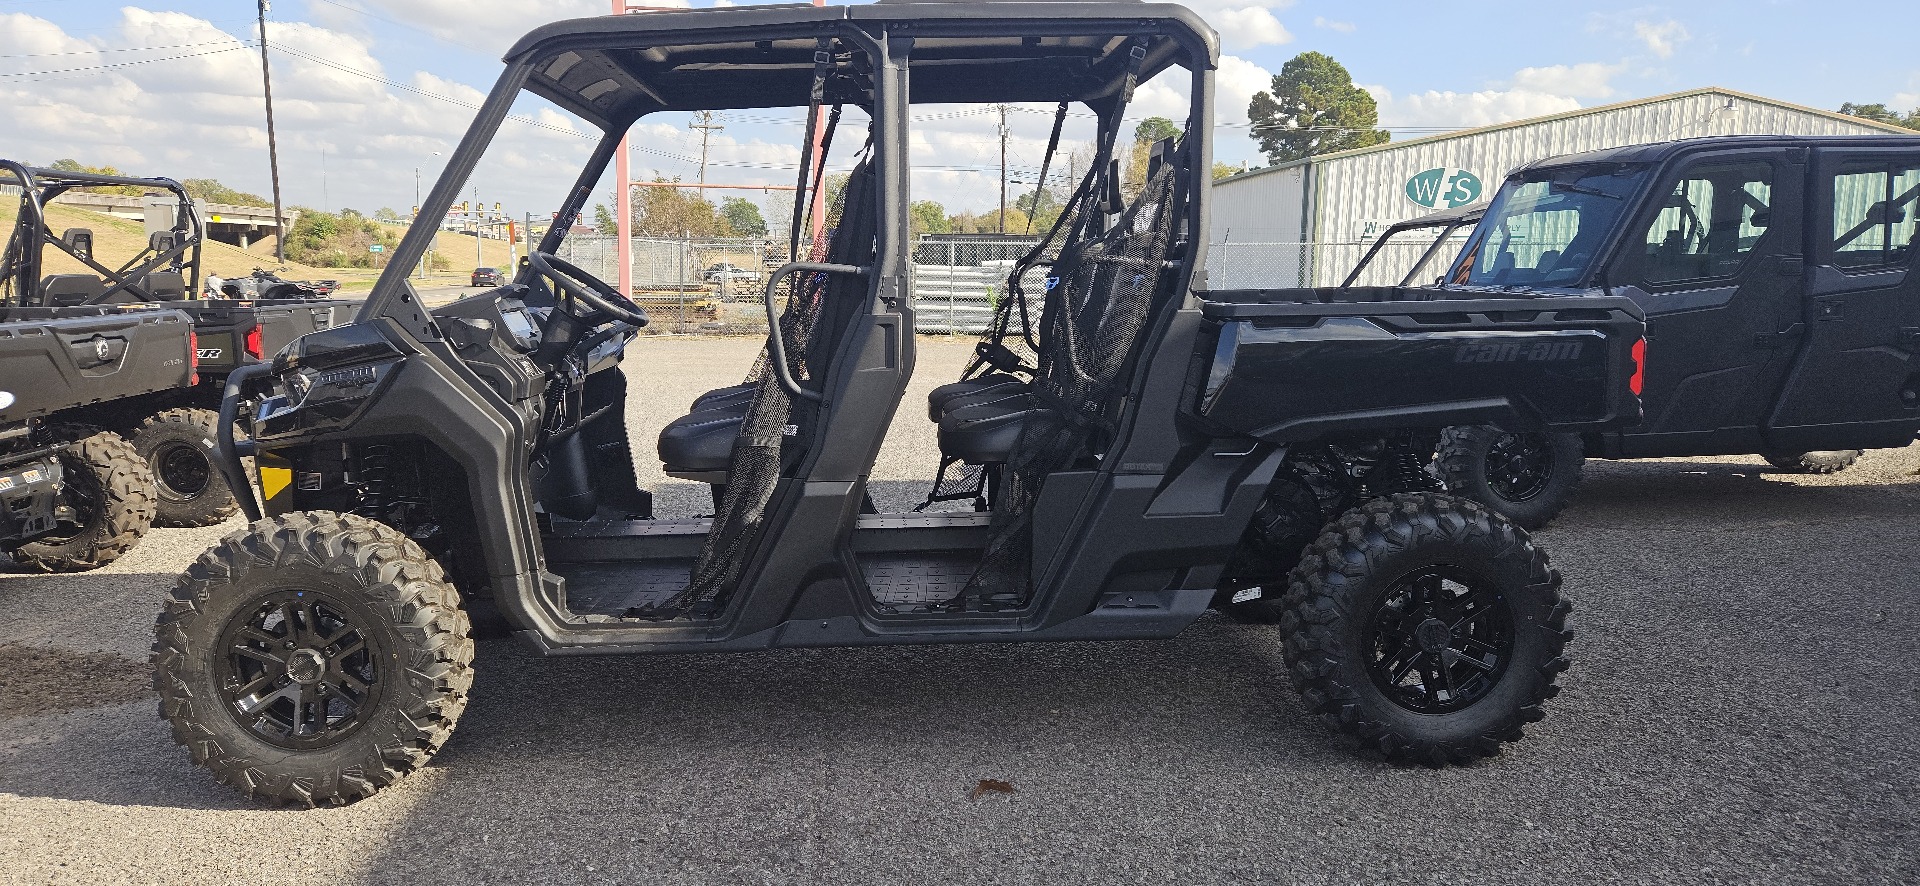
[61,228,94,260]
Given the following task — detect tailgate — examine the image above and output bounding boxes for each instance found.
[182,300,354,373]
[0,309,194,422]
[1193,295,1646,442]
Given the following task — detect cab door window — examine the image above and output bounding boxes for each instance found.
[1827,161,1920,271]
[1637,161,1775,288]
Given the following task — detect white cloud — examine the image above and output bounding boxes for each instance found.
[1366,85,1583,130]
[1312,17,1356,34]
[1170,2,1296,50]
[0,9,595,215]
[1509,61,1628,100]
[1632,19,1690,59]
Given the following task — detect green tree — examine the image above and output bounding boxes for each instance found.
[1212,162,1243,182]
[373,207,404,223]
[182,178,268,205]
[592,203,618,235]
[909,200,951,237]
[1133,116,1183,146]
[1838,102,1920,131]
[1247,52,1391,164]
[720,197,768,237]
[632,175,731,237]
[281,207,401,269]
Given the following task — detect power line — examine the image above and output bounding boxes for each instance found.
[0,44,250,79]
[0,39,243,60]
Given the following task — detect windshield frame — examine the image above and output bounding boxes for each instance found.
[1444,162,1653,291]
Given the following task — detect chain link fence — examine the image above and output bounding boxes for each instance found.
[1206,236,1473,290]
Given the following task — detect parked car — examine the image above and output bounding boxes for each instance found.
[471,267,505,287]
[703,262,759,284]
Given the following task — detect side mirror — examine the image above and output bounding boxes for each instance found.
[1748,210,1771,229]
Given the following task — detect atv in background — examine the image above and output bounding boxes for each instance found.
[218,268,340,300]
[0,308,194,571]
[1,161,350,526]
[1387,137,1920,527]
[152,2,1644,806]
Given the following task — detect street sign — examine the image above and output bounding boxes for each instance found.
[369,244,384,253]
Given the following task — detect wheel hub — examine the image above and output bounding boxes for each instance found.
[1485,433,1552,502]
[1413,617,1452,652]
[285,648,326,684]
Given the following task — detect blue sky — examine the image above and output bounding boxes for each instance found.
[1,1,1913,217]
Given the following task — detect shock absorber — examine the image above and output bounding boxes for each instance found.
[1360,433,1443,497]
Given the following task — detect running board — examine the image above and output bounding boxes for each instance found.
[513,587,1215,656]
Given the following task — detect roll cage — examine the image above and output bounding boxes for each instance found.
[0,160,205,307]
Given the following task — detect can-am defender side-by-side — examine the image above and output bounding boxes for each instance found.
[1,308,193,571]
[151,2,1645,806]
[1,162,348,526]
[1382,138,1920,528]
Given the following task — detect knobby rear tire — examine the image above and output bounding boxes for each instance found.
[130,407,239,528]
[10,428,155,573]
[1279,493,1572,766]
[1434,425,1585,530]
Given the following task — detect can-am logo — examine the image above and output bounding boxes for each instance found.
[1455,341,1585,364]
[1406,167,1483,210]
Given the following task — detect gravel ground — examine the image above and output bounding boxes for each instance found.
[3,335,1918,885]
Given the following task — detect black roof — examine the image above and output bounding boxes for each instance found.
[1515,134,1920,176]
[501,1,1216,131]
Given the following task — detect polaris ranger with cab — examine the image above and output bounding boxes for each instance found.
[151,1,1646,806]
[1406,137,1920,528]
[1,307,192,571]
[1,162,349,526]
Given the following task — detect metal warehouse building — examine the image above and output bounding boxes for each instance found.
[1208,87,1915,288]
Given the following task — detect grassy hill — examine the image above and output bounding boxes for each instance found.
[0,199,342,283]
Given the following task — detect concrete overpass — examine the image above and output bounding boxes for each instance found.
[47,192,295,249]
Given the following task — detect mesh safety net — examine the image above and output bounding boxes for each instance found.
[669,150,878,611]
[962,154,1185,606]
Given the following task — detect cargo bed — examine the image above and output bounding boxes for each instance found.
[1192,287,1645,442]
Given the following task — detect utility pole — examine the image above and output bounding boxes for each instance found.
[997,104,1010,233]
[690,111,725,186]
[256,0,286,264]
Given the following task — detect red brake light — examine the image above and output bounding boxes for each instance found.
[244,324,264,361]
[1629,338,1646,397]
[188,330,199,386]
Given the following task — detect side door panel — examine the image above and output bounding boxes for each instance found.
[1616,150,1804,457]
[1765,149,1920,452]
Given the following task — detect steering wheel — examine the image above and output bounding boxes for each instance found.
[526,250,649,329]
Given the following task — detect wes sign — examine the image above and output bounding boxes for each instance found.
[1405,167,1483,210]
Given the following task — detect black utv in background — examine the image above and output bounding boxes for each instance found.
[1,162,347,526]
[1375,137,1920,528]
[152,1,1644,806]
[1,308,192,570]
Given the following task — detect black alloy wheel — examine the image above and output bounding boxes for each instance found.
[153,439,214,501]
[214,590,386,750]
[1482,432,1553,503]
[1364,565,1515,714]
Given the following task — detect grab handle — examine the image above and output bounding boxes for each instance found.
[762,262,870,402]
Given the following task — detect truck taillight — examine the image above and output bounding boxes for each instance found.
[244,324,264,361]
[1629,338,1646,397]
[188,330,199,386]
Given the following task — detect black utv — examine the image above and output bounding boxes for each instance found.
[151,1,1645,806]
[1,162,347,526]
[2,307,193,571]
[1383,137,1920,527]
